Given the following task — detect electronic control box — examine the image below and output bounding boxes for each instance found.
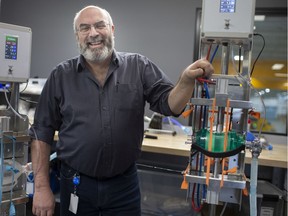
[201,0,256,44]
[0,22,32,83]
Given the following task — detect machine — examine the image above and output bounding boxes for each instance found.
[0,22,32,216]
[183,0,263,215]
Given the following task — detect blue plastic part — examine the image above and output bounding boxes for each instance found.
[246,131,255,141]
[73,176,80,186]
[9,202,16,216]
[5,165,19,173]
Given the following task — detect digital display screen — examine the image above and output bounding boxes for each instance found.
[5,35,18,60]
[220,0,236,13]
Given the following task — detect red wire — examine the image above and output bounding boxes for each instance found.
[206,44,212,61]
[196,44,215,84]
[192,43,213,213]
[192,183,203,212]
[197,78,215,84]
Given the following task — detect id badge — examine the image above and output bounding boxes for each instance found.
[69,193,79,214]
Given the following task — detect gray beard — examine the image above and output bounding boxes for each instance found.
[82,46,110,63]
[78,37,114,63]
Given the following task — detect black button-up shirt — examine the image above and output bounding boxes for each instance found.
[30,50,176,178]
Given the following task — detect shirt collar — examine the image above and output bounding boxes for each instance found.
[76,49,119,72]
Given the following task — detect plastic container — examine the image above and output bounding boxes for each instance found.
[195,129,244,153]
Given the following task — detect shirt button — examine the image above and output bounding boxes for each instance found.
[102,106,107,110]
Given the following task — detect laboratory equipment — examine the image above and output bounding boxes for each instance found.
[0,22,32,83]
[183,0,263,215]
[0,22,32,215]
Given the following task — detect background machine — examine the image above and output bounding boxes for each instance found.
[0,22,32,215]
[184,0,263,215]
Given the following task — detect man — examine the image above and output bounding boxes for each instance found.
[30,5,214,216]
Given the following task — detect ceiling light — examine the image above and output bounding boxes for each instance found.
[254,15,265,21]
[272,64,285,70]
[274,73,287,78]
[234,55,243,61]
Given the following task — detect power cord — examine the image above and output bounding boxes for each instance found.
[250,33,266,77]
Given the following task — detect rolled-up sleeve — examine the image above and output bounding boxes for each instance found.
[29,69,62,145]
[141,56,178,116]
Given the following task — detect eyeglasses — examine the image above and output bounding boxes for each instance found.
[77,21,110,34]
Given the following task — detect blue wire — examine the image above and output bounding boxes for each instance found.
[202,83,210,130]
[196,184,201,207]
[196,152,203,207]
[210,44,219,63]
[195,44,218,208]
[197,81,211,203]
[203,83,210,99]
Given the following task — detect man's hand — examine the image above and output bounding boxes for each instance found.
[182,58,214,81]
[32,186,55,216]
[168,58,214,114]
[31,139,55,216]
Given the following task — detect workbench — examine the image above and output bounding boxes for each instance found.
[53,132,287,186]
[54,132,287,168]
[142,133,287,169]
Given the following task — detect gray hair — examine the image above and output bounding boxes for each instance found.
[73,6,113,33]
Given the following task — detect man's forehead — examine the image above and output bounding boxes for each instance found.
[77,7,107,23]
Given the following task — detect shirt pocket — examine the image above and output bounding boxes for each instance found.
[115,84,141,111]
